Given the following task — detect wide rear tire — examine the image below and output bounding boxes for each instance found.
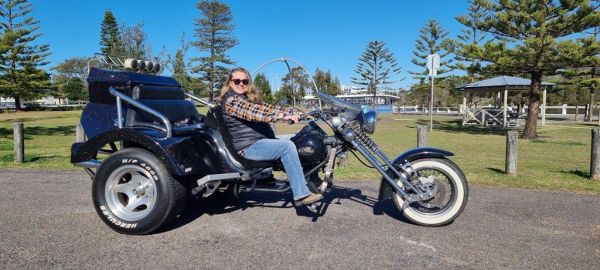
[392,158,468,226]
[92,148,187,235]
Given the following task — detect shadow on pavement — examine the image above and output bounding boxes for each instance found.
[158,184,409,234]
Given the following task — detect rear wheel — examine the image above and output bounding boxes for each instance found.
[392,158,468,226]
[92,148,187,235]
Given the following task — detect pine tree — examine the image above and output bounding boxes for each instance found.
[99,10,123,57]
[314,68,341,96]
[352,41,401,106]
[0,0,50,111]
[453,0,490,81]
[172,38,190,87]
[469,0,600,139]
[409,19,454,81]
[191,0,239,101]
[254,73,273,103]
[170,34,205,96]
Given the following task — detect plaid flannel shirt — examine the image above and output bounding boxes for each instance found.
[222,94,298,123]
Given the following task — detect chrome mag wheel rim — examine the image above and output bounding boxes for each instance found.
[105,165,157,221]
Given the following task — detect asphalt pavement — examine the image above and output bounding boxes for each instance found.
[0,169,598,269]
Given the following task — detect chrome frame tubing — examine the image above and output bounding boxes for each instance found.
[109,87,173,139]
[185,93,216,108]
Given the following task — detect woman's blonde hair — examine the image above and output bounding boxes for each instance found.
[219,67,258,102]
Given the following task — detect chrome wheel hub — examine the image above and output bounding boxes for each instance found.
[105,165,157,221]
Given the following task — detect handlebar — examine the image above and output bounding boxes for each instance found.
[285,110,320,125]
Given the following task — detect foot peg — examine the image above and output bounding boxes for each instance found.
[253,181,290,193]
[306,201,322,214]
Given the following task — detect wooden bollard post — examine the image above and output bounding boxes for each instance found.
[13,122,24,163]
[417,125,428,147]
[591,129,600,180]
[75,123,85,142]
[505,130,518,176]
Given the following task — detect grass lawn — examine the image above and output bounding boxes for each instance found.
[0,110,82,169]
[1,109,599,194]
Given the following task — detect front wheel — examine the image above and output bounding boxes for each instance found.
[392,158,468,226]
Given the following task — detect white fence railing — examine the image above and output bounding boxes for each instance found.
[395,104,593,116]
[395,105,462,115]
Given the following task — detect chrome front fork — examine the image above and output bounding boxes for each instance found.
[350,139,432,203]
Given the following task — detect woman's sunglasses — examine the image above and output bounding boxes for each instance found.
[232,79,249,85]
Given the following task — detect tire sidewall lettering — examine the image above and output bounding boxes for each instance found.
[98,205,138,229]
[93,148,183,234]
[120,159,159,182]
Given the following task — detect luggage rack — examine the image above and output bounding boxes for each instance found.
[87,54,161,74]
[88,54,126,73]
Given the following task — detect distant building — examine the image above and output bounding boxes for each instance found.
[1,95,65,108]
[335,93,399,106]
[0,97,15,108]
[341,85,367,95]
[35,95,61,105]
[303,92,399,113]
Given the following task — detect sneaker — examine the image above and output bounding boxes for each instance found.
[297,193,323,205]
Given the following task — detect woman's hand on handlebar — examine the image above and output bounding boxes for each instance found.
[283,114,302,124]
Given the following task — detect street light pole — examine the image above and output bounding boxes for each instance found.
[427,54,439,132]
[430,71,434,132]
[591,83,595,123]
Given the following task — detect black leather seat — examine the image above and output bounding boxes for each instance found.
[205,107,280,169]
[124,85,204,136]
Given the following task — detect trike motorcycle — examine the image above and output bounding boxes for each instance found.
[71,58,468,235]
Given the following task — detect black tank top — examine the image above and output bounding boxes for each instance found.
[220,90,276,151]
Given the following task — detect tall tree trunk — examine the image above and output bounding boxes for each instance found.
[14,95,21,111]
[208,34,215,102]
[209,61,215,102]
[522,71,542,139]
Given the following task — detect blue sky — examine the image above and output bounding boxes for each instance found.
[32,0,471,90]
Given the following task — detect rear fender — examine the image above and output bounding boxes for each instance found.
[378,147,454,201]
[71,128,182,176]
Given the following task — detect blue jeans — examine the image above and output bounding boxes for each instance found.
[243,138,312,200]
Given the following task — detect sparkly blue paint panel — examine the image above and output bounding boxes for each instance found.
[80,102,120,139]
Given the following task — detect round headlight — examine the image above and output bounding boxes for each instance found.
[363,111,377,134]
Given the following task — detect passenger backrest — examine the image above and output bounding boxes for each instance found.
[124,85,202,128]
[205,107,279,169]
